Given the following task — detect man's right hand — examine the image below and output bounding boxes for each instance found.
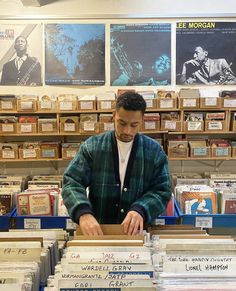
[79,213,103,236]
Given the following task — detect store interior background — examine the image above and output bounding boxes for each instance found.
[0,0,236,176]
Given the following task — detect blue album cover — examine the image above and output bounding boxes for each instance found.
[110,23,171,86]
[45,24,105,85]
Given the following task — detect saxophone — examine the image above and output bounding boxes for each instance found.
[216,62,235,85]
[110,37,142,80]
[17,58,40,86]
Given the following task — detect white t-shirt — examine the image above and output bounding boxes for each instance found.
[117,139,133,190]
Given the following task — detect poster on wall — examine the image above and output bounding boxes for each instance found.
[110,23,171,86]
[176,22,236,85]
[0,24,42,86]
[45,24,105,85]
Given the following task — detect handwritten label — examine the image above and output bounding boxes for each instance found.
[145,99,154,108]
[193,148,207,156]
[23,149,37,158]
[80,101,93,110]
[20,101,33,110]
[195,216,212,228]
[40,101,52,109]
[215,148,229,157]
[163,255,236,274]
[183,98,196,107]
[64,123,75,132]
[187,121,202,131]
[20,124,32,133]
[66,150,77,158]
[208,121,223,130]
[224,99,236,108]
[24,218,41,229]
[83,122,95,131]
[144,121,156,130]
[205,97,217,106]
[104,123,114,131]
[2,150,15,159]
[164,120,176,130]
[1,100,13,110]
[160,99,173,108]
[2,124,14,132]
[66,218,76,230]
[100,101,112,109]
[60,101,73,110]
[42,123,54,132]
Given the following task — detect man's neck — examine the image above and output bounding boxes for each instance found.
[17,52,27,58]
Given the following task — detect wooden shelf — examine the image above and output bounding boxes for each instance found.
[0,158,70,162]
[169,157,234,161]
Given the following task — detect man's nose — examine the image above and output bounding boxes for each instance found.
[123,125,132,134]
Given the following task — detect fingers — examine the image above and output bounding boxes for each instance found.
[79,213,103,236]
[122,211,143,236]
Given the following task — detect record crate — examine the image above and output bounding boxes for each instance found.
[99,122,114,133]
[0,148,19,160]
[189,145,211,158]
[168,146,189,159]
[17,98,37,112]
[58,99,77,111]
[222,97,236,109]
[38,119,58,134]
[19,148,40,159]
[199,97,222,109]
[144,98,157,110]
[211,146,231,158]
[62,143,80,160]
[37,99,57,112]
[142,120,160,132]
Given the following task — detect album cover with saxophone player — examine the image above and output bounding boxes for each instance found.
[176,22,236,85]
[0,24,42,86]
[110,23,171,86]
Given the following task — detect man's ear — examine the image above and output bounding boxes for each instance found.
[112,111,116,120]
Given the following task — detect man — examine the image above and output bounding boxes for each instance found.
[62,91,172,236]
[180,46,236,85]
[1,36,41,86]
[147,54,171,85]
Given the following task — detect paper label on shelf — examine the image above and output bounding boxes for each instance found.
[208,121,222,130]
[144,121,156,130]
[60,101,73,110]
[80,101,93,110]
[66,150,77,158]
[41,149,56,158]
[66,218,76,230]
[1,100,13,109]
[163,255,236,274]
[195,216,212,228]
[42,123,53,132]
[100,101,112,109]
[2,150,15,159]
[193,147,207,156]
[104,122,114,131]
[64,123,75,132]
[20,101,33,110]
[215,147,229,156]
[40,101,52,109]
[20,124,32,133]
[187,121,202,131]
[160,99,173,108]
[224,99,236,107]
[2,124,14,132]
[83,122,95,131]
[24,218,41,229]
[205,97,217,106]
[154,218,165,225]
[164,120,176,130]
[23,149,37,158]
[183,98,196,107]
[145,99,154,108]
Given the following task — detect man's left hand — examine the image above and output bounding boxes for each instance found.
[122,211,143,236]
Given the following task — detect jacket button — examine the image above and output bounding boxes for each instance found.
[123,187,127,192]
[115,204,118,207]
[120,209,124,213]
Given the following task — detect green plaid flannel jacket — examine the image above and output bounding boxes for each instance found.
[62,131,172,224]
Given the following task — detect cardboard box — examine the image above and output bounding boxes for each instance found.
[179,88,200,98]
[179,97,200,109]
[161,120,182,131]
[200,97,222,109]
[62,143,80,160]
[59,116,79,133]
[0,95,17,111]
[97,100,116,110]
[38,95,57,112]
[40,142,60,159]
[38,118,58,133]
[17,123,37,134]
[156,98,177,109]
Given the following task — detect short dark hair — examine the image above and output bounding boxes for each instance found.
[15,35,27,44]
[116,91,146,115]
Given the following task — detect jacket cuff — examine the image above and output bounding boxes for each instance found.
[73,204,94,224]
[129,205,147,223]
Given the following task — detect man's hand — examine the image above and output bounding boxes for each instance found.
[79,214,103,236]
[184,59,200,67]
[122,211,143,236]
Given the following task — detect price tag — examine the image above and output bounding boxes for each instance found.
[24,218,41,229]
[195,216,212,228]
[66,218,76,230]
[154,218,165,225]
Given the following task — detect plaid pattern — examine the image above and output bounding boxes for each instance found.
[62,131,172,224]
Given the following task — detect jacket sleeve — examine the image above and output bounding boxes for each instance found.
[61,142,94,223]
[130,147,172,224]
